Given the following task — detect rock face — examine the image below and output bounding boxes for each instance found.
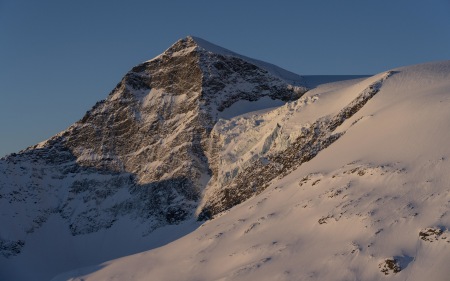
[0,36,305,259]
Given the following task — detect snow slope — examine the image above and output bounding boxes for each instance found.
[53,60,450,281]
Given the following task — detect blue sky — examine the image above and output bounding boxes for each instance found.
[1,0,449,157]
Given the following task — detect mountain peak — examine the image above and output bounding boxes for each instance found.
[157,36,239,60]
[153,36,304,86]
[187,36,238,56]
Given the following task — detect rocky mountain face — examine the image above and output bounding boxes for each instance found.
[0,36,305,261]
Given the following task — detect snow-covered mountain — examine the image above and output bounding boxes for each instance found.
[2,36,450,281]
[0,36,306,281]
[52,60,450,281]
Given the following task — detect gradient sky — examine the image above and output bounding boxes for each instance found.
[1,0,450,157]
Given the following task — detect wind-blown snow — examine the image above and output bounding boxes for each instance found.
[52,61,450,281]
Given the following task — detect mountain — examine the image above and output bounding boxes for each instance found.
[0,36,306,281]
[52,60,450,281]
[3,36,450,281]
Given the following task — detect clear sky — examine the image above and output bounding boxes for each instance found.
[1,0,449,157]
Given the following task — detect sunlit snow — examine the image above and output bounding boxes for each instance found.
[52,61,450,281]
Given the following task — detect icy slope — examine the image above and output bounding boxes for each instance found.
[54,61,450,281]
[198,71,392,218]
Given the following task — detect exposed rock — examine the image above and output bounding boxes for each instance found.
[419,227,447,242]
[379,258,401,275]
[379,255,414,275]
[0,239,25,258]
